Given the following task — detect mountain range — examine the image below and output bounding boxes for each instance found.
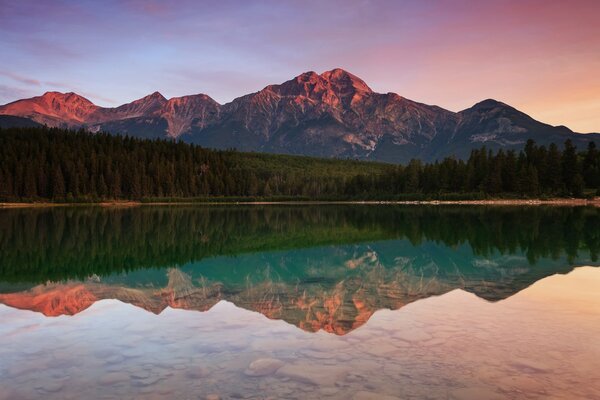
[1,68,598,163]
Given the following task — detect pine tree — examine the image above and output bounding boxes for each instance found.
[51,166,66,199]
[263,180,272,197]
[23,166,37,198]
[545,143,562,194]
[562,140,579,196]
[572,174,585,198]
[405,160,421,192]
[526,165,540,196]
[0,168,14,199]
[501,151,518,193]
[248,173,259,196]
[583,142,599,189]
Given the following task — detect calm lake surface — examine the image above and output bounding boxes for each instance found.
[1,205,599,399]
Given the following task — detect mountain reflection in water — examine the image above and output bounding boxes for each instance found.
[1,267,599,399]
[0,205,598,335]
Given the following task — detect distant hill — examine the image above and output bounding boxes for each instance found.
[0,115,42,129]
[1,68,598,163]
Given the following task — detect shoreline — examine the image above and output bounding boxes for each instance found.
[1,198,599,208]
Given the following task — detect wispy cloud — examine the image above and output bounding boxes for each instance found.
[0,71,41,86]
[0,84,37,103]
[75,90,117,106]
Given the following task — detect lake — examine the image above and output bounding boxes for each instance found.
[0,205,599,399]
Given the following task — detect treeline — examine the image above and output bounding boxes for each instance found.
[0,126,598,201]
[356,139,599,198]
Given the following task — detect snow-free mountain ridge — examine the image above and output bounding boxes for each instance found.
[1,68,597,163]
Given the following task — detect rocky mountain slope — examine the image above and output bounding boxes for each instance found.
[1,69,597,162]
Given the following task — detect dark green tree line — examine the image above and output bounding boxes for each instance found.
[0,127,598,201]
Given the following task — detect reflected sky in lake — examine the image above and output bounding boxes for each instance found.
[0,205,599,399]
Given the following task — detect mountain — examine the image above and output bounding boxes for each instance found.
[195,69,459,161]
[0,91,99,127]
[87,92,221,139]
[0,90,220,140]
[0,115,42,129]
[1,69,598,163]
[426,99,595,160]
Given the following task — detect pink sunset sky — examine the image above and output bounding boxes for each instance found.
[1,0,599,132]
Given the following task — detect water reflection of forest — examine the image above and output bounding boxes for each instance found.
[0,205,598,283]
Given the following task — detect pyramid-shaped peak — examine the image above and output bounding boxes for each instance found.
[285,71,321,87]
[320,68,372,93]
[470,99,508,110]
[163,94,221,110]
[295,70,319,79]
[111,91,168,115]
[321,68,356,78]
[121,91,168,108]
[143,91,167,101]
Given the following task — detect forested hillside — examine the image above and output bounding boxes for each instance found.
[0,126,598,201]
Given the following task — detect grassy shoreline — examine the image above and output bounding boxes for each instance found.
[1,198,599,208]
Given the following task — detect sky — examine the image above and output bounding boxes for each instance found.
[1,0,599,132]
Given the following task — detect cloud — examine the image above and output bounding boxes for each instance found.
[0,77,117,106]
[21,37,82,60]
[0,71,41,86]
[75,90,117,106]
[0,84,37,103]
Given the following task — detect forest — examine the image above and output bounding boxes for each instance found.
[0,126,598,201]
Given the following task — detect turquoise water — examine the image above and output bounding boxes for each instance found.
[0,205,599,399]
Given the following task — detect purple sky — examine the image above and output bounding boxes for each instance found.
[1,0,599,132]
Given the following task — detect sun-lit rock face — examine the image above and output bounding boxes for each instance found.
[0,92,100,126]
[0,68,459,149]
[0,89,220,139]
[217,68,456,154]
[270,68,372,107]
[90,91,168,122]
[160,94,221,137]
[1,68,597,162]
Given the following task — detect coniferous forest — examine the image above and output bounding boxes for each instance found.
[0,126,598,202]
